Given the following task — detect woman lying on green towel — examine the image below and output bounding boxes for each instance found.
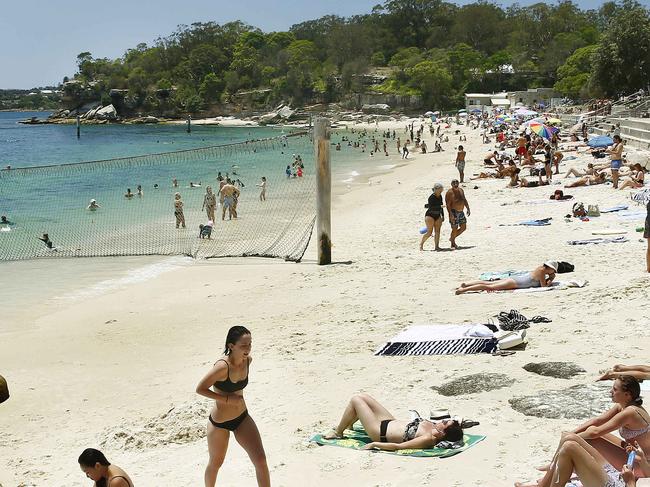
[455,261,558,294]
[323,393,463,451]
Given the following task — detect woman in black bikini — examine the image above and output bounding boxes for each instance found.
[324,393,463,451]
[78,448,133,487]
[420,183,445,251]
[196,326,269,487]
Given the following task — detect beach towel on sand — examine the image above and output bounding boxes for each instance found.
[600,205,629,213]
[500,218,552,226]
[568,236,629,245]
[310,424,486,458]
[465,280,588,294]
[375,325,497,356]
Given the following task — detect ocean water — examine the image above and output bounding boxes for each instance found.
[0,112,405,323]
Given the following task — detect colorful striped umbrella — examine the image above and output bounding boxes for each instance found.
[528,122,559,140]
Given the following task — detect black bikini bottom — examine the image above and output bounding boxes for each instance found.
[209,410,249,431]
[380,419,393,443]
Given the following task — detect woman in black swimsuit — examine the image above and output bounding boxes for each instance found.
[324,393,463,451]
[78,448,133,487]
[196,326,269,487]
[420,183,445,251]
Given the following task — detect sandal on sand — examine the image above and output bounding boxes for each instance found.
[323,428,343,440]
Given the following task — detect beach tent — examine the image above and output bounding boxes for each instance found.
[515,108,538,116]
[587,135,614,148]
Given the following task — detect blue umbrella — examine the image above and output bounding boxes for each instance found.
[587,135,614,148]
[470,108,482,113]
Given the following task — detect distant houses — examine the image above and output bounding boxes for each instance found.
[465,88,562,112]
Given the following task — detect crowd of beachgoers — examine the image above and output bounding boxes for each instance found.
[2,105,650,487]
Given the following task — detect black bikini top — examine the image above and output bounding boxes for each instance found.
[213,358,249,393]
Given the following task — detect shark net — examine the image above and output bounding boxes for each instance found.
[0,132,315,262]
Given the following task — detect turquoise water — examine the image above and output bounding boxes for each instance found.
[0,112,404,262]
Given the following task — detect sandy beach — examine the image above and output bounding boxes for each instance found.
[1,119,649,487]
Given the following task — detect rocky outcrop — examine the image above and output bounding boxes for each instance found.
[362,103,390,114]
[432,373,514,396]
[95,104,118,120]
[523,362,586,379]
[131,116,160,124]
[509,383,611,419]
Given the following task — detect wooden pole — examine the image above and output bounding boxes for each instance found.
[314,118,331,265]
[76,115,81,138]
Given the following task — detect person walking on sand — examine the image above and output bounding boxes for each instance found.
[196,326,270,487]
[445,179,470,249]
[257,177,267,201]
[455,146,467,182]
[78,448,134,487]
[220,182,240,220]
[420,183,445,251]
[174,192,186,229]
[202,186,217,222]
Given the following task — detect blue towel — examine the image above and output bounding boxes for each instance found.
[518,218,552,226]
[479,270,527,281]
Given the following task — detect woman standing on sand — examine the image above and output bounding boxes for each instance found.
[196,326,269,487]
[420,183,444,251]
[78,448,134,487]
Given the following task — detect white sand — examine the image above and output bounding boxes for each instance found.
[1,120,649,487]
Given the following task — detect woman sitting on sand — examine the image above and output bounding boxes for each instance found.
[517,377,650,487]
[565,172,607,188]
[420,183,445,251]
[196,326,269,487]
[78,448,133,487]
[514,435,648,487]
[600,364,650,382]
[455,261,557,294]
[619,164,645,190]
[323,393,463,451]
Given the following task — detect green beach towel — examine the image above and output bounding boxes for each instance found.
[310,424,485,458]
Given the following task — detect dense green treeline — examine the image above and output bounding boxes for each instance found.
[60,0,650,114]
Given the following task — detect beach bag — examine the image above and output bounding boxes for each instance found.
[587,205,600,217]
[494,330,527,350]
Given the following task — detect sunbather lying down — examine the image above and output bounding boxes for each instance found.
[600,365,650,382]
[455,261,557,295]
[565,173,607,188]
[323,393,463,451]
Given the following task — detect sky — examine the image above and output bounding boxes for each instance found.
[0,0,642,89]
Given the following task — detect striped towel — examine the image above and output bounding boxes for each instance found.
[375,324,497,356]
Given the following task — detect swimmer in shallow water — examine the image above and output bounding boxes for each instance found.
[87,199,101,211]
[38,233,55,250]
[1,215,13,225]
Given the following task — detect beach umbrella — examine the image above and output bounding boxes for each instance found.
[587,135,614,148]
[546,117,562,126]
[470,108,482,113]
[424,111,435,116]
[515,108,538,116]
[528,122,559,140]
[458,109,467,113]
[433,111,440,115]
[458,112,468,117]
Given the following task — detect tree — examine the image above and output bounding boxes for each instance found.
[591,1,650,96]
[554,45,598,98]
[199,73,225,103]
[405,60,453,108]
